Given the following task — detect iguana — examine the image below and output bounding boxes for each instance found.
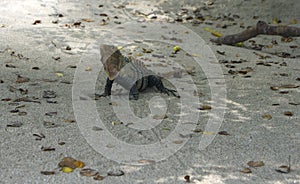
[97,44,180,100]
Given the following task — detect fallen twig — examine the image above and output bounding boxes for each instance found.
[211,21,300,45]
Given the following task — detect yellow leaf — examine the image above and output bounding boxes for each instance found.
[235,42,243,47]
[82,18,95,22]
[85,67,92,71]
[203,131,215,135]
[173,46,181,53]
[112,121,122,125]
[74,160,85,168]
[61,167,74,173]
[55,72,64,77]
[204,27,222,37]
[290,19,298,24]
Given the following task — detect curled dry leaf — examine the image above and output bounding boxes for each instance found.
[184,175,191,182]
[41,146,56,152]
[262,114,272,120]
[137,159,156,164]
[240,168,252,174]
[40,171,56,175]
[93,174,105,181]
[58,157,85,169]
[80,168,99,177]
[107,169,125,176]
[218,131,230,135]
[283,111,293,116]
[142,48,153,53]
[33,133,45,140]
[16,75,30,83]
[275,165,291,174]
[247,161,265,167]
[153,114,168,120]
[7,121,23,127]
[33,20,41,25]
[173,140,184,144]
[43,91,56,98]
[198,105,212,110]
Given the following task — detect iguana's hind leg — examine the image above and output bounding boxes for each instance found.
[148,75,180,98]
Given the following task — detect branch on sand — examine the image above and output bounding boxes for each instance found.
[211,21,300,45]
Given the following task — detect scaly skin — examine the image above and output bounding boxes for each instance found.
[97,44,179,100]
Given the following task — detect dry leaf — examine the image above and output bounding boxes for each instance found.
[41,146,56,151]
[184,175,191,182]
[275,165,291,174]
[82,19,95,22]
[198,105,212,110]
[153,114,168,120]
[16,75,30,83]
[112,121,123,125]
[61,167,74,173]
[93,174,105,181]
[138,159,155,164]
[107,169,125,176]
[33,20,41,25]
[80,168,99,177]
[142,48,153,53]
[218,131,230,135]
[64,119,76,123]
[85,67,92,71]
[240,168,252,174]
[7,121,23,127]
[262,114,272,120]
[40,171,56,175]
[202,131,215,135]
[247,161,265,167]
[58,158,83,169]
[283,111,293,116]
[55,72,64,77]
[173,140,184,144]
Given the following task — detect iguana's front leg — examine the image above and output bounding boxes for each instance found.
[129,84,139,100]
[97,78,114,97]
[148,75,180,98]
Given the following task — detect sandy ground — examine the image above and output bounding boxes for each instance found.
[0,0,300,183]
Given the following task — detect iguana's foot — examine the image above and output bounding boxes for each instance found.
[159,87,180,98]
[95,92,111,98]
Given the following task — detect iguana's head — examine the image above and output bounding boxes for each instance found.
[100,44,123,80]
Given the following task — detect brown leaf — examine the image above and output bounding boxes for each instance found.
[137,159,156,164]
[80,168,99,177]
[64,119,76,123]
[247,161,265,167]
[33,20,41,25]
[184,175,191,182]
[40,171,56,175]
[218,131,230,135]
[262,114,272,120]
[198,105,212,110]
[283,111,293,116]
[33,133,45,140]
[107,169,124,176]
[153,114,168,120]
[275,165,291,174]
[7,121,23,127]
[58,157,78,169]
[240,168,252,174]
[173,140,184,144]
[16,75,30,83]
[41,146,56,151]
[82,19,95,22]
[93,174,105,181]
